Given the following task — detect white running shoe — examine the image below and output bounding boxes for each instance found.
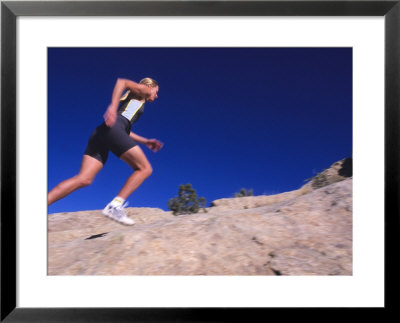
[102,202,135,225]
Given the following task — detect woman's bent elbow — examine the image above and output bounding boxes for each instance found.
[116,78,126,86]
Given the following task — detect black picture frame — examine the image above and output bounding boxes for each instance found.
[1,0,399,321]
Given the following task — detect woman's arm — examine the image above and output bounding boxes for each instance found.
[111,79,151,108]
[104,78,153,127]
[130,132,163,152]
[129,132,149,145]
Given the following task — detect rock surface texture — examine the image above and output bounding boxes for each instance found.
[48,159,352,276]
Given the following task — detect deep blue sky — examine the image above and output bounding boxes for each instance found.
[48,48,352,213]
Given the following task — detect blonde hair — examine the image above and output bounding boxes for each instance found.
[139,77,158,87]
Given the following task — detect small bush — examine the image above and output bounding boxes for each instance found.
[305,171,343,190]
[310,173,329,189]
[168,183,207,215]
[234,188,254,197]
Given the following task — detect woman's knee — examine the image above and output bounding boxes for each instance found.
[75,175,93,188]
[143,164,153,177]
[136,163,153,178]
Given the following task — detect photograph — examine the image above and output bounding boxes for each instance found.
[47,47,353,276]
[2,0,397,319]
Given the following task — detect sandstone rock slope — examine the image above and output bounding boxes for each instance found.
[48,159,352,275]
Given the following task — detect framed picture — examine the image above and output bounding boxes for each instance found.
[2,0,398,321]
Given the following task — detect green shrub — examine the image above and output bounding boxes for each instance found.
[310,173,329,189]
[234,188,254,197]
[168,183,207,215]
[305,171,339,189]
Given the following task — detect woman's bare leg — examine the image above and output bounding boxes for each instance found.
[48,155,103,205]
[117,146,153,200]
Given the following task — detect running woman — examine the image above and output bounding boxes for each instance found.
[48,77,163,225]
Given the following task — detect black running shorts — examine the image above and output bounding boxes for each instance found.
[84,115,137,164]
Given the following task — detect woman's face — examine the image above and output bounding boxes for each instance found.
[146,85,159,102]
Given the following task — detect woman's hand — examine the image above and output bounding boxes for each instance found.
[104,105,117,127]
[145,139,163,152]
